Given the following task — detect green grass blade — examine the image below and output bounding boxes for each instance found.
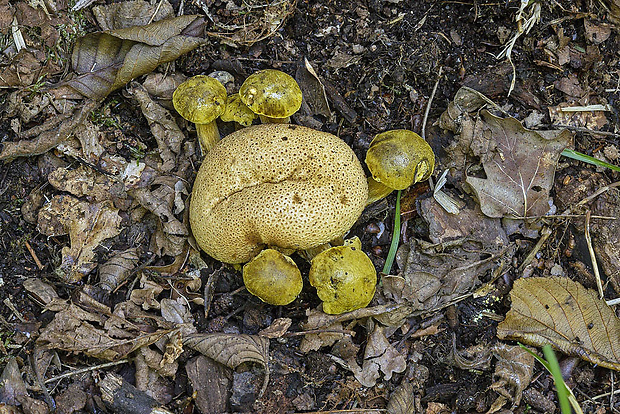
[562,149,620,172]
[382,189,401,275]
[542,345,572,414]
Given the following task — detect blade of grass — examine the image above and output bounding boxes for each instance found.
[382,189,401,275]
[519,343,583,414]
[562,148,620,172]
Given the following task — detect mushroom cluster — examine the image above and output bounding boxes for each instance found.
[180,68,436,314]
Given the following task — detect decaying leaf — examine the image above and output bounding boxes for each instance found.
[127,82,185,172]
[93,0,174,31]
[37,301,171,360]
[186,356,231,414]
[347,321,406,388]
[497,277,620,371]
[466,110,572,219]
[99,248,140,292]
[548,104,609,130]
[387,381,417,414]
[184,333,270,396]
[386,239,512,311]
[258,317,292,339]
[295,58,332,119]
[52,15,206,100]
[299,308,346,353]
[37,195,122,283]
[48,165,126,204]
[490,343,535,408]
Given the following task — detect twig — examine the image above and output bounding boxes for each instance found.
[44,360,129,384]
[562,180,620,215]
[518,226,552,273]
[24,240,44,270]
[3,298,26,323]
[283,328,355,338]
[585,210,604,299]
[422,66,442,140]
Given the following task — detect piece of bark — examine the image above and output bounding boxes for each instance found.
[99,373,173,414]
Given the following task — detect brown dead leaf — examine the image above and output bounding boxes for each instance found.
[295,58,332,119]
[186,356,231,414]
[299,308,346,352]
[52,15,206,100]
[490,343,535,408]
[127,82,185,172]
[386,239,512,311]
[584,20,611,44]
[98,248,139,292]
[38,301,170,360]
[184,333,270,395]
[93,0,174,31]
[258,317,292,339]
[466,111,572,219]
[497,277,620,371]
[347,321,406,388]
[387,381,416,414]
[48,165,126,204]
[37,195,122,283]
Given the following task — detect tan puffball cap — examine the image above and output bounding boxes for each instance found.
[243,249,302,305]
[309,237,377,314]
[173,75,227,124]
[239,69,302,119]
[190,124,368,264]
[365,129,435,190]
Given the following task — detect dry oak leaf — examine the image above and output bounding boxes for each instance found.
[467,110,572,218]
[497,277,620,371]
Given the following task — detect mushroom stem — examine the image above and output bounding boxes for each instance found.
[196,121,220,154]
[366,177,394,205]
[259,115,290,124]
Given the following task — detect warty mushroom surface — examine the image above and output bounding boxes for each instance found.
[189,124,368,264]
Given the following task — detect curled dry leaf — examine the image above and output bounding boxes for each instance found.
[490,343,535,408]
[93,0,174,31]
[387,381,416,414]
[497,277,620,371]
[98,248,140,292]
[466,110,572,219]
[52,15,206,100]
[127,82,185,172]
[184,333,270,396]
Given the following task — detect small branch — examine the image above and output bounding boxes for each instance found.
[585,210,604,299]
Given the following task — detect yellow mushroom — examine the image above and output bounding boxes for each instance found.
[220,93,257,127]
[173,75,227,154]
[365,129,435,204]
[189,124,368,264]
[239,69,302,123]
[309,237,377,314]
[242,249,303,305]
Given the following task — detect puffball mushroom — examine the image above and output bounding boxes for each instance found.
[239,69,302,123]
[243,249,303,305]
[190,124,368,264]
[309,237,377,314]
[365,129,435,204]
[173,75,227,154]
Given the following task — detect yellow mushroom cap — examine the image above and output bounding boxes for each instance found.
[190,124,368,264]
[239,69,302,119]
[243,249,302,305]
[220,93,257,127]
[309,237,377,314]
[365,129,435,190]
[173,75,227,124]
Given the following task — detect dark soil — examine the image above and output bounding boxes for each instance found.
[1,0,619,413]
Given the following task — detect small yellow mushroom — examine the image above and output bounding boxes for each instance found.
[239,69,302,123]
[309,237,377,314]
[220,93,257,127]
[365,129,435,204]
[243,249,302,305]
[173,75,227,154]
[189,124,368,264]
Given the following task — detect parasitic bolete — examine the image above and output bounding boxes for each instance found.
[365,129,435,204]
[190,124,368,265]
